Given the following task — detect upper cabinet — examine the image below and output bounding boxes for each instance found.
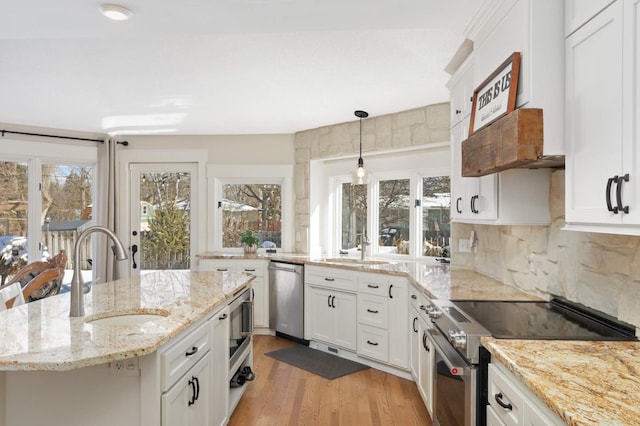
[565,0,617,36]
[565,0,640,235]
[448,0,561,225]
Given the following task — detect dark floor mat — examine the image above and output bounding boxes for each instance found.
[265,345,370,380]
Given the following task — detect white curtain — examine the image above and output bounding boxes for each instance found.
[95,137,119,283]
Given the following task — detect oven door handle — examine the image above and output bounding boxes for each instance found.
[429,330,469,376]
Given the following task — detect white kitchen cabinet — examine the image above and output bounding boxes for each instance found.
[408,292,421,379]
[161,354,211,426]
[416,300,434,417]
[198,258,270,329]
[487,361,563,426]
[357,273,409,369]
[448,55,475,128]
[305,267,358,351]
[565,0,640,235]
[210,306,230,426]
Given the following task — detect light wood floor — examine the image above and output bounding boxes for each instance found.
[228,335,432,426]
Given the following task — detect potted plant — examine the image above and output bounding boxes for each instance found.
[240,230,260,254]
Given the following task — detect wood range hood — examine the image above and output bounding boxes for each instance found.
[461,108,565,177]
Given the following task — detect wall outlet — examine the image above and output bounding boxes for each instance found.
[458,238,471,253]
[110,358,139,377]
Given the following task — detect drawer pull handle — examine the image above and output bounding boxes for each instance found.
[217,268,228,271]
[366,340,379,346]
[244,268,256,272]
[219,313,228,320]
[411,294,417,300]
[367,284,379,289]
[494,393,513,411]
[185,346,198,357]
[366,309,379,314]
[324,277,335,282]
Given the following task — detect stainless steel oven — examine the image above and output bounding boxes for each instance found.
[229,287,253,367]
[430,329,478,426]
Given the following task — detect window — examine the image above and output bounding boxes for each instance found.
[221,183,282,248]
[340,183,367,251]
[378,178,411,256]
[0,140,97,286]
[209,165,293,252]
[422,176,451,257]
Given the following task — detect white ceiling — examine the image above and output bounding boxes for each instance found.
[0,0,481,136]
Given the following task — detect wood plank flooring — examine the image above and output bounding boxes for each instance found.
[228,335,432,426]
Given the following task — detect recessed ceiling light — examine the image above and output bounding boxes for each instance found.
[99,4,132,21]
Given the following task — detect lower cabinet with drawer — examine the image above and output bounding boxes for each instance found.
[357,272,408,369]
[487,360,564,426]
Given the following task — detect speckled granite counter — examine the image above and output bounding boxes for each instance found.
[196,251,540,301]
[0,270,253,371]
[482,338,640,426]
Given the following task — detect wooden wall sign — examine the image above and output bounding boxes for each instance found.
[469,52,521,135]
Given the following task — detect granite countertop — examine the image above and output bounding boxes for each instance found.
[197,251,540,301]
[0,270,253,371]
[482,338,640,426]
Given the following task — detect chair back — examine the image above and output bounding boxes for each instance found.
[0,282,26,311]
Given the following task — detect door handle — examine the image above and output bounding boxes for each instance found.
[606,176,617,212]
[456,197,462,214]
[331,295,336,308]
[131,244,138,269]
[413,317,418,333]
[188,378,196,406]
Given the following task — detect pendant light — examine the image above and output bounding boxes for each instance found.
[352,110,369,185]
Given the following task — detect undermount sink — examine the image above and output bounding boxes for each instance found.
[84,309,170,326]
[323,258,390,265]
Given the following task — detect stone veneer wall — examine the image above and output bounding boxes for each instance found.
[452,170,640,329]
[292,103,450,253]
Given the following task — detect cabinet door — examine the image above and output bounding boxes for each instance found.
[388,280,408,369]
[211,307,230,426]
[417,325,434,416]
[250,276,268,328]
[566,3,624,225]
[332,291,357,351]
[162,354,211,426]
[565,0,615,36]
[305,286,334,344]
[409,305,420,379]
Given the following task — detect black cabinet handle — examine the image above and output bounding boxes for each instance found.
[244,268,256,272]
[188,378,196,406]
[328,295,332,307]
[366,309,379,314]
[388,284,393,299]
[217,268,228,272]
[194,376,200,402]
[413,317,418,333]
[456,197,462,214]
[219,313,228,320]
[422,332,430,352]
[324,277,335,282]
[185,346,198,357]
[471,195,479,214]
[455,109,461,114]
[331,296,336,308]
[616,173,630,214]
[366,340,379,346]
[367,284,379,289]
[606,176,617,212]
[494,393,513,411]
[411,294,417,300]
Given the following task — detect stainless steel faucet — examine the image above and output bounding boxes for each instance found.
[69,226,128,317]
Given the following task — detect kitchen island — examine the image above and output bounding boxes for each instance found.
[0,270,254,426]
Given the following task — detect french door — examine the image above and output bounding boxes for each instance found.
[129,163,198,276]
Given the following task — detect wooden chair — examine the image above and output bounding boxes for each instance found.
[0,250,67,309]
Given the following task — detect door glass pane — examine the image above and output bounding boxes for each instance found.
[41,164,94,286]
[379,178,410,255]
[139,172,191,270]
[222,183,282,248]
[341,183,367,251]
[0,161,29,285]
[422,176,451,257]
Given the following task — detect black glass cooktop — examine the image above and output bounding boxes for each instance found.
[452,299,637,340]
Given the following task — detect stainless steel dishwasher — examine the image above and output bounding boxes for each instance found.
[268,261,307,344]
